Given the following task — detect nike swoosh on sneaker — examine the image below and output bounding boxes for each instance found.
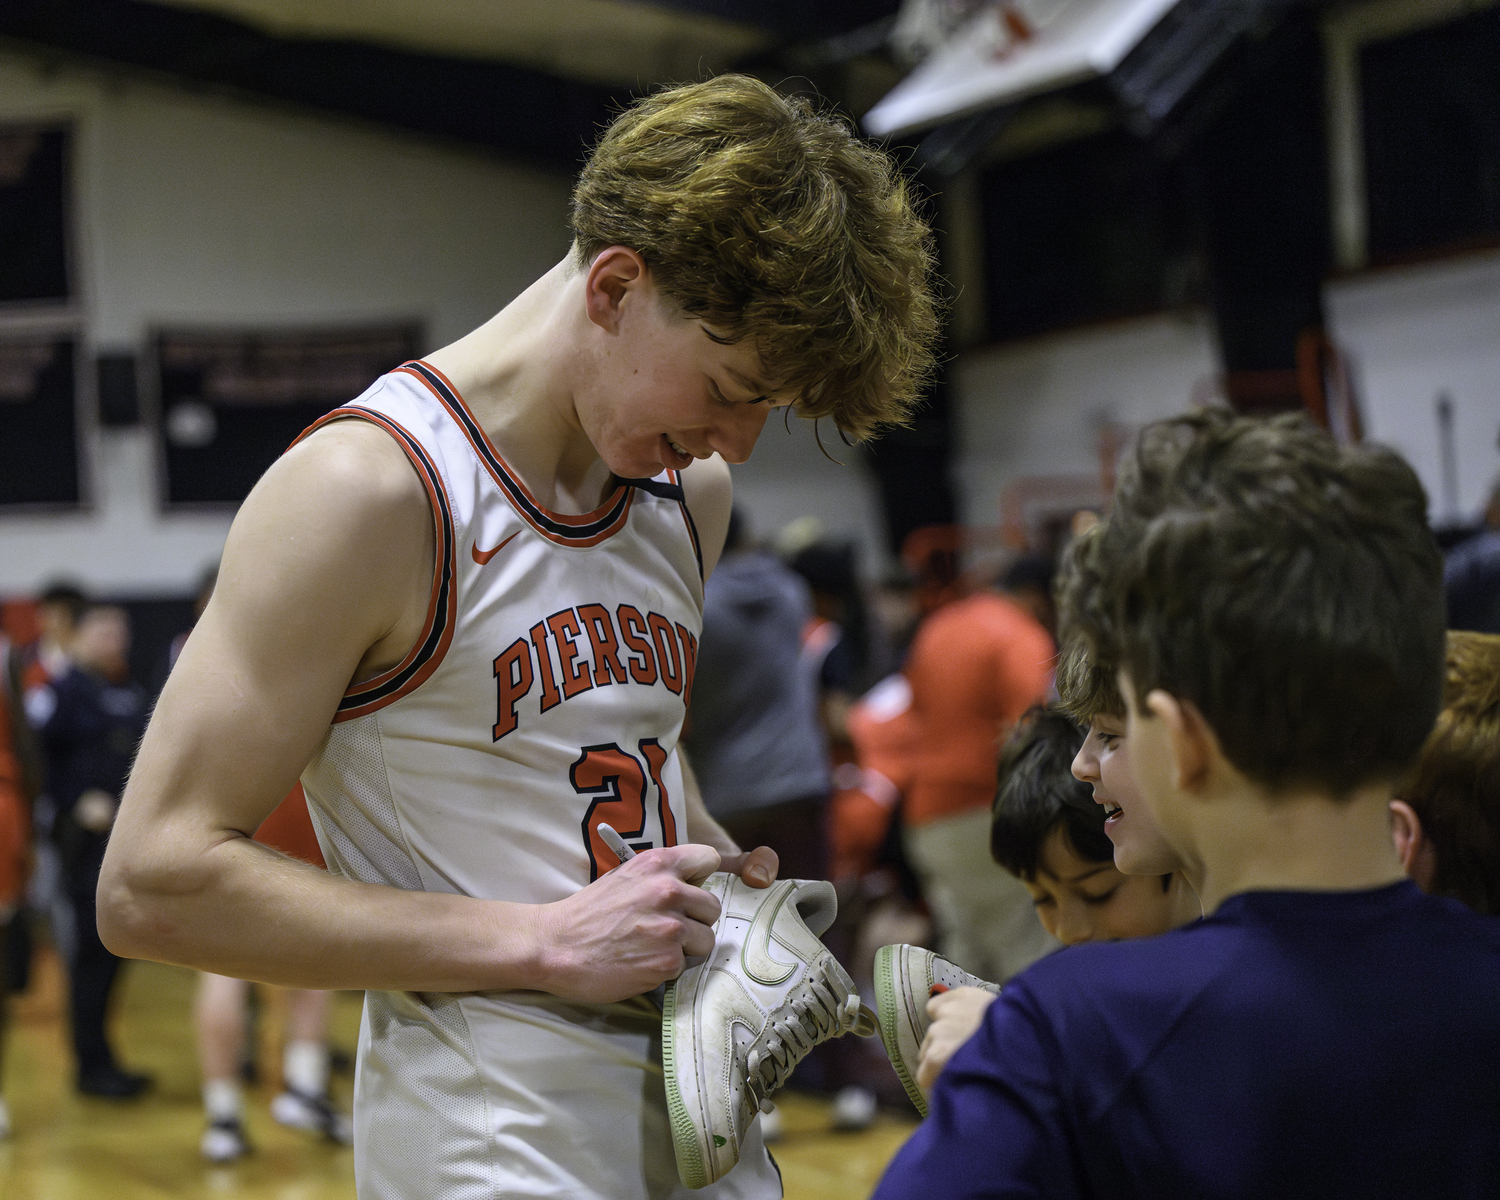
[471,530,520,566]
[741,883,826,988]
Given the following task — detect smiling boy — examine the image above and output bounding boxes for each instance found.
[874,410,1500,1200]
[98,76,938,1200]
[996,706,1196,945]
[1055,525,1202,892]
[889,705,1196,1106]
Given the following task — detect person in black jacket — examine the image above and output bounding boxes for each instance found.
[1445,477,1500,633]
[32,605,151,1098]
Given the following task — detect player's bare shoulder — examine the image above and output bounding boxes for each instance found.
[679,455,733,579]
[220,416,437,682]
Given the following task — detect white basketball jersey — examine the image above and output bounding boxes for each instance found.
[296,362,780,1200]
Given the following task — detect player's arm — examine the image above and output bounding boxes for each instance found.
[676,454,776,887]
[679,752,777,887]
[99,420,722,1000]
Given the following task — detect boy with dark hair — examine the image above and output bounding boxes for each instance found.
[990,707,1195,945]
[874,410,1500,1199]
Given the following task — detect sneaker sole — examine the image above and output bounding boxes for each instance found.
[873,944,929,1118]
[662,978,711,1189]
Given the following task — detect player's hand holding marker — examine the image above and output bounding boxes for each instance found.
[531,828,724,1005]
[599,823,780,893]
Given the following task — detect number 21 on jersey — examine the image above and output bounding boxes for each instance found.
[572,738,679,880]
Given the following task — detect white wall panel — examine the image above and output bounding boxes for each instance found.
[1325,251,1500,524]
[952,312,1222,531]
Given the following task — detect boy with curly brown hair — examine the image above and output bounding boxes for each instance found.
[1391,629,1500,914]
[101,75,938,1199]
[876,410,1500,1200]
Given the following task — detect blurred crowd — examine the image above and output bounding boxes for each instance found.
[0,573,352,1159]
[0,470,1497,1146]
[680,478,1500,1133]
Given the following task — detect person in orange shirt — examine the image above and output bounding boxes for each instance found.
[898,568,1059,983]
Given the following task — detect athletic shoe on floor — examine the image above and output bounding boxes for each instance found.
[76,1064,153,1099]
[200,1116,251,1163]
[872,943,1000,1117]
[271,1087,354,1146]
[829,1084,878,1131]
[663,872,876,1189]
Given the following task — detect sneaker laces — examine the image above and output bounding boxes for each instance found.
[743,965,876,1113]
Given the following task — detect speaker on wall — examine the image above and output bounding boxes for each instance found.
[97,351,139,427]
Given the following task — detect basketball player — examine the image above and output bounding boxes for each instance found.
[99,76,938,1199]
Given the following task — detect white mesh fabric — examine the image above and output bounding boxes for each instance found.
[357,990,497,1199]
[303,715,423,891]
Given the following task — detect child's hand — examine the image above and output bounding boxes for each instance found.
[916,986,999,1092]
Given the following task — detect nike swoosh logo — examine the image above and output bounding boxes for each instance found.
[472,530,520,566]
[740,881,800,988]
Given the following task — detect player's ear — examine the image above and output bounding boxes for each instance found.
[1146,689,1213,794]
[585,246,648,334]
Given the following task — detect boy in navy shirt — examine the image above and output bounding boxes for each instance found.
[874,410,1500,1200]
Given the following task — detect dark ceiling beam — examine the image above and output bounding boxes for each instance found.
[649,0,901,42]
[0,0,628,170]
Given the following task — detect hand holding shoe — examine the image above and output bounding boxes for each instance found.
[532,843,724,1004]
[715,844,779,890]
[917,986,999,1091]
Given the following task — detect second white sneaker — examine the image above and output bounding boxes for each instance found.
[872,943,1000,1117]
[663,872,875,1189]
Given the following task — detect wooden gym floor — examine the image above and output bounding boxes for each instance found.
[1,946,917,1199]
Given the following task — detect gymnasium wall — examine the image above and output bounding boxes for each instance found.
[1324,249,1500,524]
[0,48,1496,608]
[951,311,1223,535]
[0,48,574,596]
[950,252,1500,541]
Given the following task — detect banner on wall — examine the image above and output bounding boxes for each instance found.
[153,323,424,508]
[0,335,80,509]
[0,124,72,307]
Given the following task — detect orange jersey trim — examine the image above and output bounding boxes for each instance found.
[287,406,459,723]
[396,361,635,548]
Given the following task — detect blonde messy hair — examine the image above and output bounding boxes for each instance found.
[571,74,941,442]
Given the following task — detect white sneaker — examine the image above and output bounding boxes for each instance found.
[872,944,999,1117]
[663,873,875,1188]
[200,1116,250,1163]
[270,1088,353,1146]
[0,1097,11,1140]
